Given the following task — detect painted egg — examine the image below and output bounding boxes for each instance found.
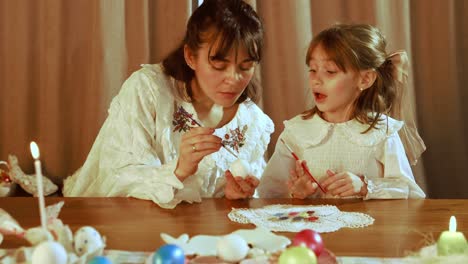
[229,159,252,179]
[291,229,324,256]
[216,234,249,262]
[73,226,104,256]
[31,241,67,264]
[88,256,112,264]
[278,246,317,264]
[153,244,185,264]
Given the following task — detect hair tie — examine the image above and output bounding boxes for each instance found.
[386,50,409,83]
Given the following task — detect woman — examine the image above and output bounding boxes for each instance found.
[63,0,274,208]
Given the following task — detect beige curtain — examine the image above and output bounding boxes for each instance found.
[1,0,467,198]
[410,0,468,198]
[0,0,191,181]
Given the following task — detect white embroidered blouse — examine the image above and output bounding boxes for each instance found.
[63,64,274,208]
[257,113,425,199]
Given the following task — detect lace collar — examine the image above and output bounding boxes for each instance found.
[283,113,403,148]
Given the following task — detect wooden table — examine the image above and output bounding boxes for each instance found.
[1,198,467,257]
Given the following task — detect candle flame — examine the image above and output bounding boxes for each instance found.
[449,216,457,232]
[30,141,40,159]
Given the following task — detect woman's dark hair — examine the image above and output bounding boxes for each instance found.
[303,24,397,133]
[162,0,263,103]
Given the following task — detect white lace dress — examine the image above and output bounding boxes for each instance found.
[63,64,274,208]
[257,114,425,199]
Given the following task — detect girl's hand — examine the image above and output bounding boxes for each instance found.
[321,170,368,197]
[224,170,259,200]
[175,127,222,180]
[287,160,319,199]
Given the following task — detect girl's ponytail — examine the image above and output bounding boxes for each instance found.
[384,51,426,165]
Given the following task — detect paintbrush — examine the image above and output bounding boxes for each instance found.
[280,138,327,193]
[187,110,239,159]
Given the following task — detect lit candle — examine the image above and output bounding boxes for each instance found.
[437,216,468,256]
[30,141,47,231]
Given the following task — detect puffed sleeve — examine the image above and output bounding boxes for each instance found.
[365,133,426,199]
[257,133,295,198]
[63,69,185,208]
[249,112,275,181]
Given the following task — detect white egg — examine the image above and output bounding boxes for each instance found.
[229,159,252,179]
[32,241,67,264]
[203,104,224,128]
[73,226,104,256]
[216,234,249,262]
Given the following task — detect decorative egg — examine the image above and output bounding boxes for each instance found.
[153,244,185,264]
[216,234,249,262]
[229,159,252,179]
[88,256,112,264]
[189,256,229,264]
[73,226,104,256]
[278,246,317,264]
[31,241,67,264]
[291,229,324,256]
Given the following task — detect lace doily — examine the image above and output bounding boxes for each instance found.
[228,204,374,233]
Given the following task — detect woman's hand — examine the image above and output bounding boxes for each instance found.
[320,170,368,197]
[224,170,259,200]
[287,160,319,199]
[175,127,222,180]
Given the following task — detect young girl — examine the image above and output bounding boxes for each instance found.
[63,0,274,208]
[258,24,426,199]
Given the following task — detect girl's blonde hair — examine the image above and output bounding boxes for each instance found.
[303,24,397,133]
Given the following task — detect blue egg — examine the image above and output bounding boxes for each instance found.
[153,244,185,264]
[88,256,112,264]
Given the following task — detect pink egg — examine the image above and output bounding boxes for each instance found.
[291,229,324,256]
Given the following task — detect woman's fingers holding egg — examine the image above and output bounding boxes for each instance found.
[245,175,259,187]
[235,176,258,196]
[225,171,243,199]
[235,177,254,193]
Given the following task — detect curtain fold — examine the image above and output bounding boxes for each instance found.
[1,0,53,177]
[410,0,468,198]
[257,0,313,154]
[375,0,426,191]
[0,0,190,180]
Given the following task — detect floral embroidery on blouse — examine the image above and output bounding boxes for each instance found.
[268,210,319,222]
[172,106,200,132]
[222,125,248,152]
[172,106,248,153]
